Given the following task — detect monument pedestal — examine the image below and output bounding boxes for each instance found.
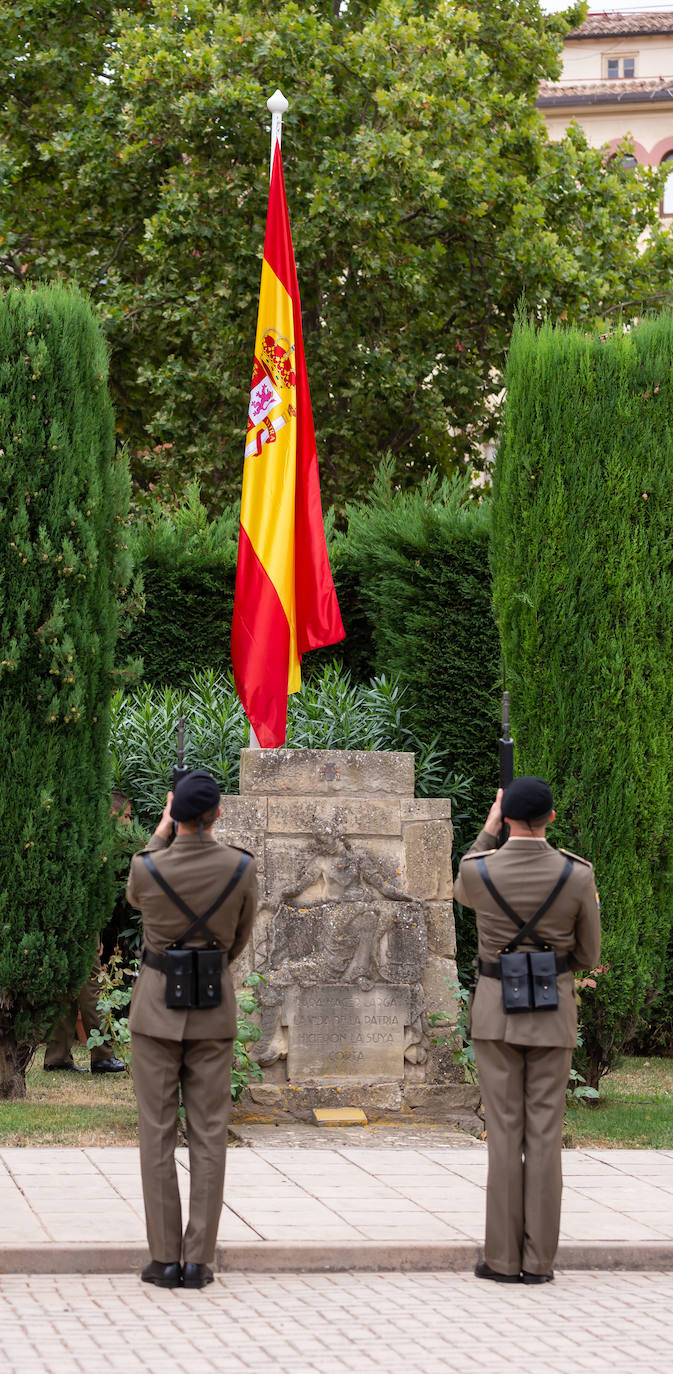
[214,749,478,1121]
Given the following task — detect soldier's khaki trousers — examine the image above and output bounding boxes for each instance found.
[131,1033,233,1265]
[43,952,112,1068]
[473,1039,572,1277]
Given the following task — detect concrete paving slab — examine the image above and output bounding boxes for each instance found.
[1,1145,673,1274]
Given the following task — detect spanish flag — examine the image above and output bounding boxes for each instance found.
[231,144,345,747]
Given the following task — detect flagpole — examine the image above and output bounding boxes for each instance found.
[267,89,288,178]
[248,89,290,751]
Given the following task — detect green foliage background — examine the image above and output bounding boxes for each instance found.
[124,469,500,831]
[344,464,500,823]
[3,0,673,506]
[110,664,474,831]
[491,314,673,1082]
[126,485,238,682]
[122,470,499,966]
[0,285,131,1047]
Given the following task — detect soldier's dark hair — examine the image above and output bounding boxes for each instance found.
[180,803,219,831]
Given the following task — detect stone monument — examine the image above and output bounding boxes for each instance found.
[214,748,478,1121]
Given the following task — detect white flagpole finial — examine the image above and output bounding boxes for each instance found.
[267,89,288,179]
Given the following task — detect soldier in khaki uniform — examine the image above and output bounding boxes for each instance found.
[455,776,600,1285]
[43,946,125,1075]
[126,771,257,1290]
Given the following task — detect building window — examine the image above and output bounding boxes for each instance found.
[662,153,673,215]
[609,151,638,169]
[604,54,637,80]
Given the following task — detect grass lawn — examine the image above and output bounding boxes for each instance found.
[563,1055,673,1149]
[0,1044,138,1146]
[1,1050,672,1149]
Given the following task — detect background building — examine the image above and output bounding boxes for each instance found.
[538,10,673,214]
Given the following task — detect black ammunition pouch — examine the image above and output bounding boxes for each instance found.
[164,948,197,1009]
[480,950,569,1013]
[500,951,533,1013]
[529,949,560,1011]
[476,855,573,1016]
[196,947,224,1008]
[140,850,250,1011]
[142,946,226,1009]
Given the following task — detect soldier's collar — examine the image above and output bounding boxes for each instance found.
[172,830,219,845]
[504,836,551,847]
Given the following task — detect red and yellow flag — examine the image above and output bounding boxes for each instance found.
[231,144,345,747]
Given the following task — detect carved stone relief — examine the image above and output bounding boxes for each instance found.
[214,749,462,1116]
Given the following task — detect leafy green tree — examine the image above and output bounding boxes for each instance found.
[491,314,673,1087]
[0,285,131,1098]
[2,0,672,507]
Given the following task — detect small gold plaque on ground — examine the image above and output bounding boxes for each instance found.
[312,1107,368,1127]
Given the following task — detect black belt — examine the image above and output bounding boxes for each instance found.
[142,948,228,973]
[479,954,570,979]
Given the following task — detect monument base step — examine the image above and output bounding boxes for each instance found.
[236,1080,480,1123]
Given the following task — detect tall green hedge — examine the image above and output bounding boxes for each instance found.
[125,487,378,687]
[125,485,238,684]
[492,314,673,1083]
[345,464,501,825]
[0,286,131,1097]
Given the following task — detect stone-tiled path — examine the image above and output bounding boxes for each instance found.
[1,1145,673,1271]
[1,1270,672,1373]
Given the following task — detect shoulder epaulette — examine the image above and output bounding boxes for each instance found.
[559,847,592,868]
[462,849,495,862]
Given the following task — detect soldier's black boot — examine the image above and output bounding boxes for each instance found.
[522,1270,554,1284]
[183,1263,214,1289]
[141,1260,183,1288]
[474,1260,521,1283]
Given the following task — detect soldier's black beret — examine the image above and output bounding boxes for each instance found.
[502,776,553,822]
[170,770,221,821]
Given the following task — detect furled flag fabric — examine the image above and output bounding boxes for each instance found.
[231,144,345,748]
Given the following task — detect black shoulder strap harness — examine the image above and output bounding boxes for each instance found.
[476,854,573,977]
[140,851,251,949]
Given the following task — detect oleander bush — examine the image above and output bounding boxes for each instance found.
[492,313,673,1085]
[110,663,474,832]
[0,285,131,1097]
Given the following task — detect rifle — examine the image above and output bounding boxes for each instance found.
[497,676,513,846]
[498,683,514,792]
[172,715,191,793]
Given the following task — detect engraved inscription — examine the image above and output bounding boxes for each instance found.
[284,983,409,1083]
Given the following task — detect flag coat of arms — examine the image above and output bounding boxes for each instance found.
[231,143,344,747]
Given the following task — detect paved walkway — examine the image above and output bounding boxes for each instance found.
[2,1144,673,1272]
[1,1270,672,1373]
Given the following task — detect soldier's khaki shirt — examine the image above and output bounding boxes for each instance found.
[126,831,257,1041]
[454,829,601,1048]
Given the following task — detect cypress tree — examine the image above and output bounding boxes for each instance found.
[0,285,130,1097]
[492,315,673,1084]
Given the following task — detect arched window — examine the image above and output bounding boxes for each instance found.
[662,152,673,215]
[608,151,638,170]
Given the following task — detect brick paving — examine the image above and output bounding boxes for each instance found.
[0,1270,672,1373]
[2,1145,673,1271]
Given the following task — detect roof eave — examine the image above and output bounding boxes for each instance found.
[538,89,673,109]
[566,27,673,43]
